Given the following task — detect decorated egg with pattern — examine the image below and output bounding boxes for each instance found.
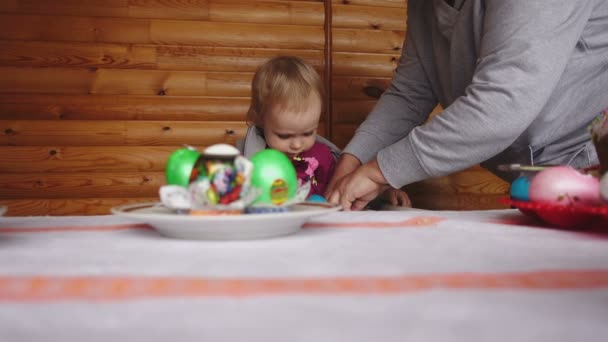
[250,149,298,205]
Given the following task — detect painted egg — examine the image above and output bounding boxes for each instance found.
[510,175,531,201]
[528,166,601,227]
[165,147,200,187]
[203,143,240,157]
[250,149,298,205]
[529,166,601,206]
[307,194,327,203]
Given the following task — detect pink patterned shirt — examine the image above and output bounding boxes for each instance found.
[291,142,336,198]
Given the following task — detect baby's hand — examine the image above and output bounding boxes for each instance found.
[380,188,411,207]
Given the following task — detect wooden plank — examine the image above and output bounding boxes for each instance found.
[0,40,322,72]
[0,0,17,12]
[0,14,324,48]
[9,1,322,25]
[333,51,398,77]
[0,41,400,77]
[1,120,248,146]
[0,94,249,121]
[406,193,510,211]
[332,0,406,7]
[330,123,358,149]
[1,67,390,97]
[0,197,159,216]
[405,169,510,197]
[0,67,253,96]
[333,76,392,100]
[0,15,151,43]
[333,102,443,125]
[332,99,377,124]
[0,171,164,199]
[5,1,406,29]
[155,46,322,72]
[13,0,130,17]
[0,15,403,52]
[333,27,404,54]
[2,67,97,94]
[286,0,406,8]
[127,0,210,21]
[333,4,406,30]
[405,167,509,210]
[207,1,321,26]
[151,20,324,49]
[0,41,157,69]
[0,146,175,173]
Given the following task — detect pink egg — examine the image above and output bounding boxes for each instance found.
[528,166,601,228]
[529,166,601,206]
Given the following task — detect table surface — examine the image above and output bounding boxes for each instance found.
[1,208,607,342]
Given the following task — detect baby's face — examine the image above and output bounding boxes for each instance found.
[263,95,321,158]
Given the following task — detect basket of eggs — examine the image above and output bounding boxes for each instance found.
[502,109,608,229]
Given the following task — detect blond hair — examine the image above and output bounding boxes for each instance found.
[247,56,324,126]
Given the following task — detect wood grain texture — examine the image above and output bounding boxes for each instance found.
[287,0,405,8]
[1,120,247,146]
[0,41,399,77]
[3,1,405,29]
[0,94,249,121]
[0,67,392,99]
[333,76,392,100]
[332,4,406,30]
[0,197,159,216]
[333,51,399,77]
[330,0,405,7]
[0,67,252,96]
[0,146,175,173]
[331,123,358,149]
[0,14,323,48]
[333,100,376,124]
[0,172,164,199]
[0,15,403,52]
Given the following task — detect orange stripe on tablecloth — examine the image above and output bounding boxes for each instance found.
[0,216,443,233]
[303,216,445,228]
[1,270,607,302]
[0,223,152,233]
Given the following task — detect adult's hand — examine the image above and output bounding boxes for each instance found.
[324,153,362,198]
[327,158,389,211]
[380,188,412,207]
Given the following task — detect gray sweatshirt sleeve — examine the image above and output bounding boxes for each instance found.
[342,25,438,164]
[349,0,594,188]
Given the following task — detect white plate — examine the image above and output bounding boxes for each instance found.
[111,202,341,240]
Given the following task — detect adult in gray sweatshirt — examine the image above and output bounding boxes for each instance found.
[328,0,608,210]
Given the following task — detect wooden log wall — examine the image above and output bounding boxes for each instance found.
[0,0,508,216]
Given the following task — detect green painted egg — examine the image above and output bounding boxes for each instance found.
[165,147,201,187]
[250,149,297,205]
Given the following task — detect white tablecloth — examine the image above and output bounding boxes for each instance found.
[0,209,607,342]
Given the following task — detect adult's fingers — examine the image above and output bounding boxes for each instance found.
[397,191,412,207]
[387,190,398,206]
[352,198,369,211]
[340,194,353,211]
[401,193,412,207]
[324,177,341,199]
[328,188,342,205]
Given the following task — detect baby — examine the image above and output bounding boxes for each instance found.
[238,56,410,206]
